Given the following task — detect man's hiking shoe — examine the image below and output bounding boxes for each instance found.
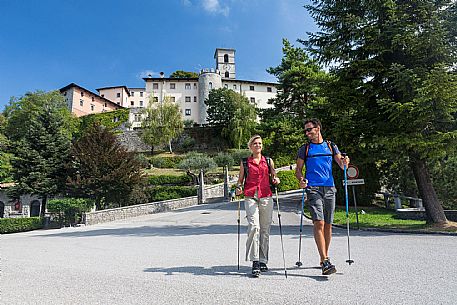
[259,262,268,272]
[252,261,261,277]
[321,258,336,275]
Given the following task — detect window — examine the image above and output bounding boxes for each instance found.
[134,114,141,122]
[170,97,175,103]
[130,101,134,106]
[81,91,84,97]
[131,91,134,97]
[80,99,84,107]
[185,96,191,103]
[233,84,237,90]
[225,71,229,78]
[170,83,176,89]
[104,102,107,107]
[140,91,143,97]
[250,85,255,91]
[63,92,67,96]
[224,84,228,88]
[153,97,158,103]
[185,83,191,90]
[140,101,143,107]
[224,54,229,63]
[92,96,95,101]
[250,97,255,103]
[194,83,197,89]
[101,94,104,98]
[185,109,191,116]
[116,93,121,98]
[209,82,213,89]
[194,96,197,103]
[152,83,159,90]
[267,87,272,92]
[91,104,95,111]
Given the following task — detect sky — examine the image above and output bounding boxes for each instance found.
[0,0,316,111]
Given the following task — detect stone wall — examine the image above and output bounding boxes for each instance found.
[83,183,226,225]
[396,209,457,222]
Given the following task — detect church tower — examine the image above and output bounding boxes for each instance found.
[214,48,236,79]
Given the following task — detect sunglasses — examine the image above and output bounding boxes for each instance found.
[304,127,316,133]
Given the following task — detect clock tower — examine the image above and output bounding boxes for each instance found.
[214,48,236,79]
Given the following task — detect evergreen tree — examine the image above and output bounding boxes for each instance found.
[305,0,457,223]
[169,70,199,78]
[4,91,75,216]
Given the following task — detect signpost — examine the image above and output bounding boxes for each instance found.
[343,165,363,229]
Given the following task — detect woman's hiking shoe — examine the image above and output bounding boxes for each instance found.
[252,261,261,277]
[259,262,268,272]
[321,258,336,275]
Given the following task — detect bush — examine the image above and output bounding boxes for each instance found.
[213,152,235,169]
[177,152,217,173]
[150,156,184,168]
[48,198,94,226]
[148,174,192,186]
[146,186,197,202]
[229,149,251,164]
[135,153,151,169]
[181,135,196,152]
[277,170,299,192]
[0,217,43,234]
[272,154,294,168]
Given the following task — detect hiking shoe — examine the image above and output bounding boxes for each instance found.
[252,261,261,276]
[321,258,336,275]
[259,262,268,272]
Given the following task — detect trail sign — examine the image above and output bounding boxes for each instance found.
[347,165,359,179]
[344,178,365,186]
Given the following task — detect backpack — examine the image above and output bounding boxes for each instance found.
[241,156,272,187]
[301,140,338,162]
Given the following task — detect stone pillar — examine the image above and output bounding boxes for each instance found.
[394,193,402,210]
[198,169,206,204]
[223,166,230,201]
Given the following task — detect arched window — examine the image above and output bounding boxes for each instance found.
[209,82,213,89]
[0,201,4,218]
[30,200,41,217]
[224,54,229,63]
[225,71,230,78]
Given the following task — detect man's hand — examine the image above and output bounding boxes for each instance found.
[299,178,308,189]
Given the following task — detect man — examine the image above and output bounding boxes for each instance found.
[295,118,350,275]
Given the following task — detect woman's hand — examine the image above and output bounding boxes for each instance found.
[272,177,280,185]
[235,185,243,196]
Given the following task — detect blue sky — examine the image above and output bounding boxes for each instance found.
[0,0,316,111]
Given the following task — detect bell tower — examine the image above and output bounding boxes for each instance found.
[214,48,236,79]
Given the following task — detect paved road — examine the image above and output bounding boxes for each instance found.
[1,192,456,305]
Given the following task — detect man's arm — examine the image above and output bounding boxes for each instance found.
[334,153,350,170]
[295,158,307,188]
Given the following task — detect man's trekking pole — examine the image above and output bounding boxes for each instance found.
[343,154,354,265]
[274,186,288,278]
[295,188,305,267]
[237,196,241,270]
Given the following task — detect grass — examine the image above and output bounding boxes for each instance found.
[312,206,428,230]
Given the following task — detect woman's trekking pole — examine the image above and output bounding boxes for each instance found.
[295,188,305,267]
[237,196,241,270]
[343,154,354,265]
[274,187,288,278]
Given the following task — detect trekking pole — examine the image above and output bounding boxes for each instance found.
[295,188,305,267]
[237,196,241,270]
[343,154,354,265]
[274,186,288,278]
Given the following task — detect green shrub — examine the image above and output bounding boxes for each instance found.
[0,217,43,234]
[48,198,94,226]
[135,153,151,169]
[229,149,251,164]
[146,186,197,202]
[180,135,196,152]
[272,154,294,168]
[277,170,299,192]
[213,152,235,169]
[148,174,192,186]
[150,156,184,168]
[177,152,217,173]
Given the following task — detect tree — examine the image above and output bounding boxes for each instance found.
[169,70,199,78]
[177,152,217,184]
[305,0,457,223]
[66,123,146,210]
[141,96,184,154]
[4,91,75,216]
[205,88,257,149]
[0,114,13,182]
[267,39,331,120]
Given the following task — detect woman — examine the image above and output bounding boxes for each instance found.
[235,135,280,276]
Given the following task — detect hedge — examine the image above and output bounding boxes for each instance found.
[150,156,184,168]
[277,170,299,192]
[148,174,192,186]
[0,217,43,234]
[146,186,197,202]
[47,198,94,226]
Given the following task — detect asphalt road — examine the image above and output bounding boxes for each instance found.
[1,192,456,305]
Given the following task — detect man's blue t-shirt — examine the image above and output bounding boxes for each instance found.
[297,141,340,187]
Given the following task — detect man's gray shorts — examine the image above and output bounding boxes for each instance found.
[306,186,337,224]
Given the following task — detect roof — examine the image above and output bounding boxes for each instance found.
[143,77,198,82]
[95,85,130,93]
[214,48,236,58]
[59,83,125,108]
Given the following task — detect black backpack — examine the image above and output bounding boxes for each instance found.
[241,156,272,187]
[301,140,338,162]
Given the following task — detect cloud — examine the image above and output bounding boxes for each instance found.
[181,0,192,7]
[201,0,229,16]
[137,70,160,79]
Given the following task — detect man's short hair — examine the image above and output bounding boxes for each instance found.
[304,118,322,130]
